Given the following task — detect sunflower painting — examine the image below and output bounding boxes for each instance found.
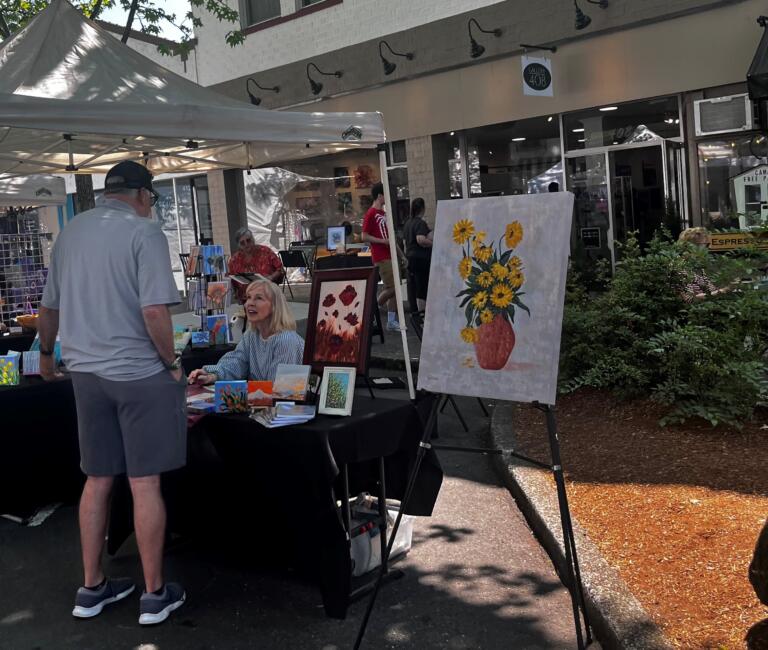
[418,193,574,405]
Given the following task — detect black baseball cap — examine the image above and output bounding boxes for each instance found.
[104,161,154,192]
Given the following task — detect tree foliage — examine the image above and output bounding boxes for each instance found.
[0,0,243,54]
[560,231,768,428]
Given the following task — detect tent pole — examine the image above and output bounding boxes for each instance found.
[378,146,415,400]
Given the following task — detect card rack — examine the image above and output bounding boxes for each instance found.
[0,233,51,325]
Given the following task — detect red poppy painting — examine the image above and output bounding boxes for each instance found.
[303,268,378,374]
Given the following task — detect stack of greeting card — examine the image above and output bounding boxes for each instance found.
[251,403,316,428]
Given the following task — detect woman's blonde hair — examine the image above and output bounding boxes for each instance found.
[244,276,296,336]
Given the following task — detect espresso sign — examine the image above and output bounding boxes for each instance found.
[522,56,553,97]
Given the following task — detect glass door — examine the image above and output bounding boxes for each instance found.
[663,140,688,234]
[566,153,614,268]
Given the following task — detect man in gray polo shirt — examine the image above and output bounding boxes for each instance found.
[39,161,186,625]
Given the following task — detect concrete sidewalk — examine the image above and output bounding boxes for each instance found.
[0,390,585,649]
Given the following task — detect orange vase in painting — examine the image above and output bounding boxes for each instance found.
[474,314,515,370]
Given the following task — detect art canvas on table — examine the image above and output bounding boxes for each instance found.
[419,193,573,405]
[303,268,377,374]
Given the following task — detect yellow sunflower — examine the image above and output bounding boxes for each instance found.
[480,309,494,324]
[477,271,493,287]
[490,283,514,308]
[508,268,525,289]
[472,291,488,309]
[508,255,522,270]
[474,246,493,263]
[458,256,472,279]
[453,219,475,244]
[505,221,523,249]
[460,327,478,344]
[473,230,487,245]
[491,262,508,280]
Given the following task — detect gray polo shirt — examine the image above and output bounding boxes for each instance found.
[41,197,180,381]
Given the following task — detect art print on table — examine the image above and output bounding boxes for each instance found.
[272,364,311,401]
[303,268,377,375]
[206,314,229,345]
[0,351,20,385]
[191,330,210,348]
[318,366,356,416]
[214,380,248,413]
[418,193,574,405]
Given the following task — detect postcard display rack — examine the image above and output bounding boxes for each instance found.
[185,245,232,344]
[0,233,49,325]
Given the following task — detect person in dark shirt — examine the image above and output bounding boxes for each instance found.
[403,198,433,311]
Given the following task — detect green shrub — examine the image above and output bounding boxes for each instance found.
[559,232,768,428]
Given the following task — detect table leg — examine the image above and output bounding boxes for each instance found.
[341,463,352,537]
[377,456,388,575]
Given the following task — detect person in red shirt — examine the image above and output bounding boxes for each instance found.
[362,182,400,330]
[228,228,284,303]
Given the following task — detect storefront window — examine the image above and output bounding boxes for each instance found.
[564,96,680,151]
[698,136,761,228]
[465,115,562,197]
[432,132,462,200]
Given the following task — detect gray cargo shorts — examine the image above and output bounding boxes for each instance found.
[70,370,188,478]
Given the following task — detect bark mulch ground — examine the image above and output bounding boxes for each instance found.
[511,389,768,650]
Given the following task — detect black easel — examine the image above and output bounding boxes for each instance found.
[353,395,592,650]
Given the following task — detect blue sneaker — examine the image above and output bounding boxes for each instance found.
[72,578,135,618]
[138,582,186,625]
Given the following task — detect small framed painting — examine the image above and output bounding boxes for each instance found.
[318,366,356,416]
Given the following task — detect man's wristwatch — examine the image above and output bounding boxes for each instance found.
[163,355,183,371]
[39,347,54,356]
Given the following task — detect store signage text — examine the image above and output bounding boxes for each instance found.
[522,56,553,97]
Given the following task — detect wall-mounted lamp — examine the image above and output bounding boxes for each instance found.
[246,77,280,106]
[306,62,343,96]
[574,0,608,31]
[379,40,414,76]
[468,18,502,59]
[520,43,558,53]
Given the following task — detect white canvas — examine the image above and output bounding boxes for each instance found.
[419,193,573,405]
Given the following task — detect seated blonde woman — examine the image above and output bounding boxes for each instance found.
[188,276,304,385]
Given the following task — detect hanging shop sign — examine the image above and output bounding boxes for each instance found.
[522,56,553,97]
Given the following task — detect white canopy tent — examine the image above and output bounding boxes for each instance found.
[0,0,386,175]
[0,0,414,396]
[0,175,66,206]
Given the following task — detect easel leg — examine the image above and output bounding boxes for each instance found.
[364,375,375,400]
[544,406,592,649]
[353,394,444,650]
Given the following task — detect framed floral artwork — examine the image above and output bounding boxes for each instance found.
[318,366,356,416]
[303,267,378,375]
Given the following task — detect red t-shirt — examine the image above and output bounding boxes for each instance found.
[362,207,391,263]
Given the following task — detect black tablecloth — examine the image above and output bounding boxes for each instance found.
[0,376,82,515]
[0,332,36,355]
[108,393,442,619]
[0,344,232,516]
